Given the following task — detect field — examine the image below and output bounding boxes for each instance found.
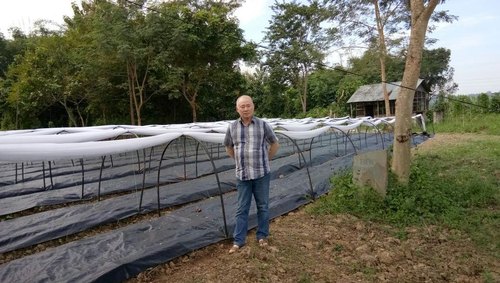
[1,115,498,282]
[129,116,500,282]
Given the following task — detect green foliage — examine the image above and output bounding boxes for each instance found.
[477,93,491,113]
[0,0,469,127]
[307,69,344,108]
[420,48,458,93]
[263,0,337,114]
[308,171,387,221]
[308,135,499,254]
[490,93,500,113]
[0,0,254,127]
[432,112,500,135]
[296,106,331,119]
[430,93,448,112]
[348,50,404,84]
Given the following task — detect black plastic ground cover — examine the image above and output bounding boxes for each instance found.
[0,145,353,283]
[0,159,302,253]
[0,140,348,253]
[0,160,232,216]
[0,136,306,201]
[0,132,344,196]
[0,150,232,199]
[0,139,220,186]
[0,133,386,253]
[0,136,340,216]
[0,134,426,282]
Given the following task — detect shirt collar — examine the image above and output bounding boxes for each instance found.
[238,116,255,126]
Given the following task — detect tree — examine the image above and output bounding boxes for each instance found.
[4,33,91,127]
[392,0,441,184]
[156,0,254,122]
[336,73,365,116]
[328,0,410,116]
[264,0,336,114]
[64,1,129,125]
[490,93,500,113]
[420,47,457,93]
[328,0,455,117]
[348,48,405,84]
[243,68,286,118]
[68,0,153,126]
[307,68,344,109]
[476,93,490,113]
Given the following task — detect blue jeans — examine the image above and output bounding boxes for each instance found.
[233,173,270,247]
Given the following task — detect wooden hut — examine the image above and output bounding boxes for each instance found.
[347,79,429,117]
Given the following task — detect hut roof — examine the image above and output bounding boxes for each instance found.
[347,79,424,103]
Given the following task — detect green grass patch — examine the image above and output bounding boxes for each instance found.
[431,113,500,135]
[308,136,500,256]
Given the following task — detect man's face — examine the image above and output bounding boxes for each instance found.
[236,97,254,120]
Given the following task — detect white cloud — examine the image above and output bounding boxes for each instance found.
[235,0,268,25]
[0,0,74,37]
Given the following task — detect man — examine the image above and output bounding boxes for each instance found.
[224,95,280,254]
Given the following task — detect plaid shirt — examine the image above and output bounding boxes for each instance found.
[224,117,278,181]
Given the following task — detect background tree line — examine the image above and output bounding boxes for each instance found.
[0,0,459,129]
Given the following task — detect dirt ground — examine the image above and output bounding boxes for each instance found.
[128,134,500,283]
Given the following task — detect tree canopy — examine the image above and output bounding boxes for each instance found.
[0,0,461,129]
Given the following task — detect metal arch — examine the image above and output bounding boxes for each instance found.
[275,133,303,167]
[97,156,106,201]
[186,136,229,238]
[195,142,201,178]
[42,161,46,190]
[329,126,358,156]
[147,138,177,215]
[113,131,141,172]
[96,137,151,201]
[349,127,362,149]
[331,131,341,156]
[377,120,394,142]
[182,136,187,180]
[361,120,386,150]
[274,132,315,199]
[48,161,54,189]
[307,137,318,164]
[151,135,229,238]
[80,158,85,199]
[139,148,148,205]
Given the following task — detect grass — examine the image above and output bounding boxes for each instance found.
[308,113,500,257]
[431,113,500,135]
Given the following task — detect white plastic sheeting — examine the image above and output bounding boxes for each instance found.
[276,126,331,140]
[0,132,182,162]
[0,129,128,144]
[276,122,321,131]
[0,115,427,163]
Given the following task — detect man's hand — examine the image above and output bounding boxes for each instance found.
[268,142,279,160]
[226,146,235,159]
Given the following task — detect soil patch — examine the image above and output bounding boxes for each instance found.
[128,134,500,283]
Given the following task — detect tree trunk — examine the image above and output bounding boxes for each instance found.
[76,104,85,127]
[391,0,439,184]
[301,70,309,113]
[180,73,200,122]
[373,0,391,117]
[59,99,77,127]
[132,56,150,127]
[127,63,136,125]
[190,99,197,122]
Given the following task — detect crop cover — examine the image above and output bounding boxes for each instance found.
[0,116,429,282]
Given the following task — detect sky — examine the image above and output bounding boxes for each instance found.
[1,0,499,95]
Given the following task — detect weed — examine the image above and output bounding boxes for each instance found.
[309,119,500,258]
[297,272,313,283]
